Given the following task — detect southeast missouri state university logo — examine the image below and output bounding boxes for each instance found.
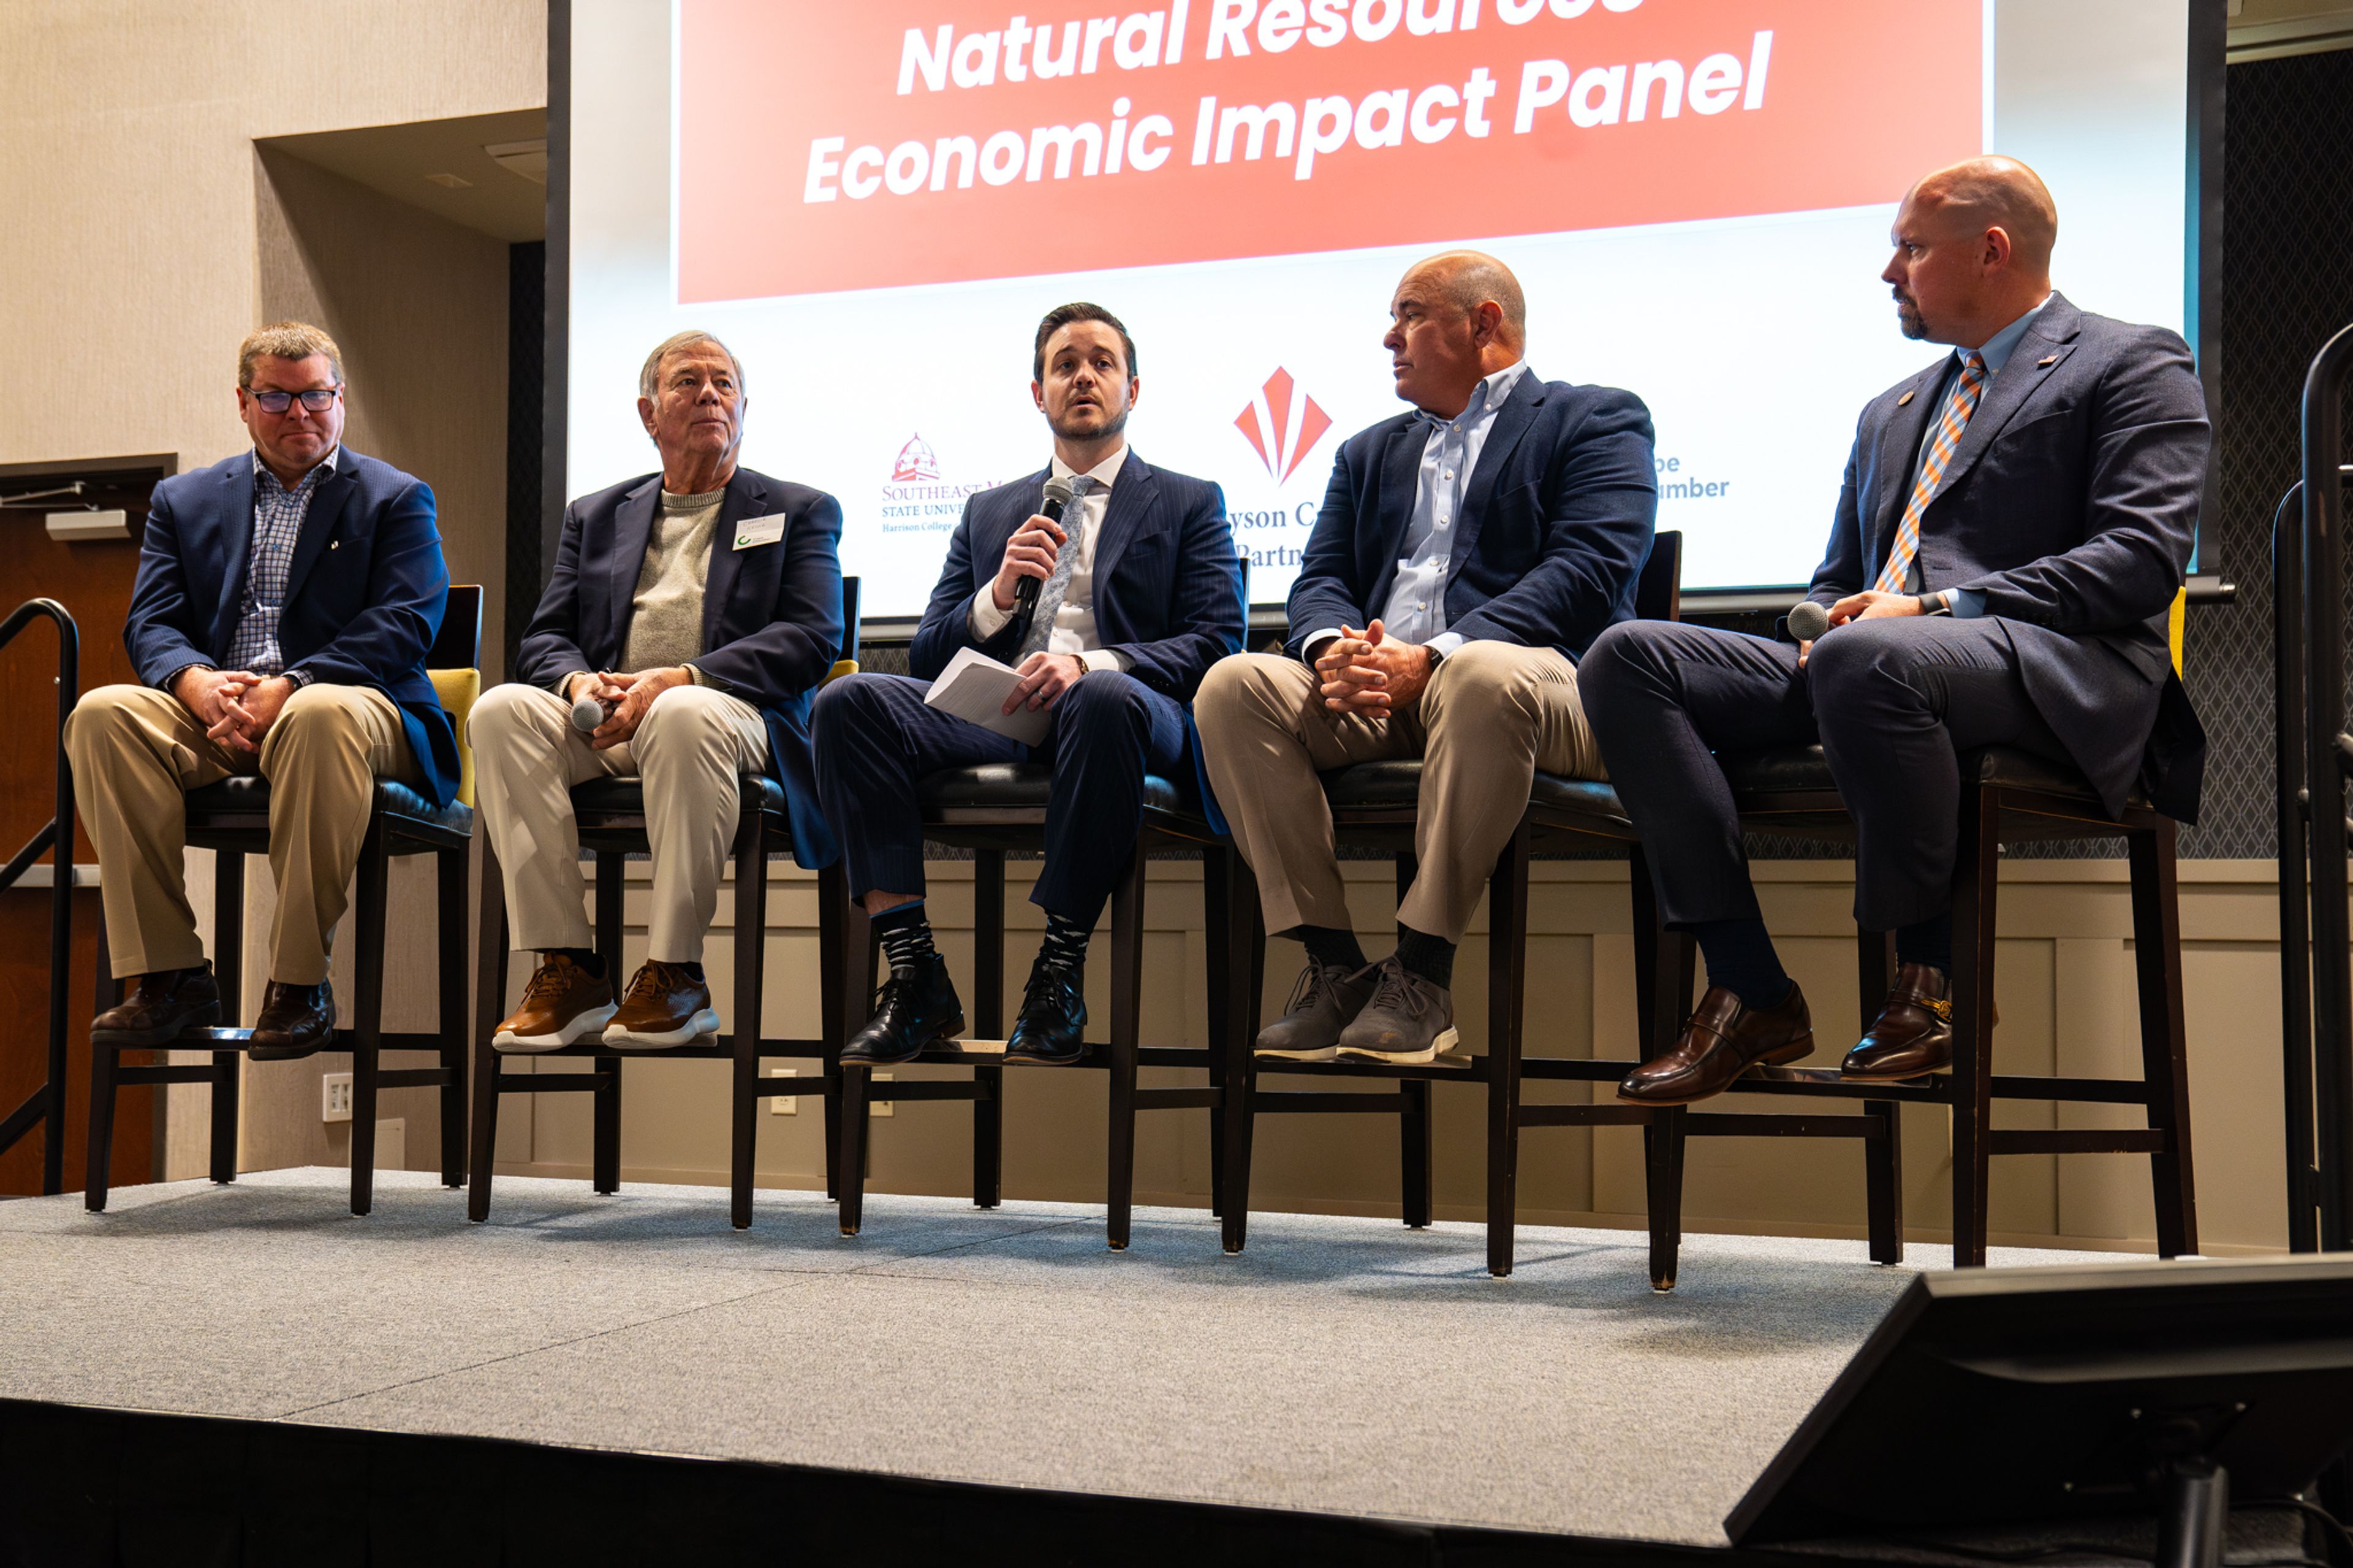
[892,433,941,483]
[1235,369,1333,484]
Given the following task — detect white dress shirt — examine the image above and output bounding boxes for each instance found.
[968,444,1134,673]
[1305,360,1532,662]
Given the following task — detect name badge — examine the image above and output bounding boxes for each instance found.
[732,516,786,551]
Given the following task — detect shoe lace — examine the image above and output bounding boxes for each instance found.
[1365,959,1418,1016]
[1283,964,1331,1015]
[627,961,689,1002]
[1021,962,1076,1011]
[522,956,578,1005]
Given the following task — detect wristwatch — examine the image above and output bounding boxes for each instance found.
[1918,590,1955,617]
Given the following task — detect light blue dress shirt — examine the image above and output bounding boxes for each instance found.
[1917,295,2049,619]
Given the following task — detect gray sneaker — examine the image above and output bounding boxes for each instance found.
[1334,956,1458,1064]
[1254,961,1375,1062]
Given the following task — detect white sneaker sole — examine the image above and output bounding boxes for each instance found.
[602,1009,721,1050]
[1334,1025,1460,1066]
[1254,1043,1341,1063]
[494,1003,619,1054]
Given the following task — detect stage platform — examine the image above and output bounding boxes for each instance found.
[0,1168,2142,1564]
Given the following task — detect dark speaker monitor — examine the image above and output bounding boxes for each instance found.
[1728,1257,2353,1558]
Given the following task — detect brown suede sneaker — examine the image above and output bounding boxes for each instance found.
[602,960,721,1050]
[493,953,618,1054]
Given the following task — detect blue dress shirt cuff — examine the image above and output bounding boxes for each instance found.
[1424,632,1466,659]
[1948,588,1989,619]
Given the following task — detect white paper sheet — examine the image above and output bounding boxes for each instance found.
[922,646,1051,746]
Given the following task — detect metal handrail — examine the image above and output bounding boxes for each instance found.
[0,597,78,1195]
[2292,319,2353,1249]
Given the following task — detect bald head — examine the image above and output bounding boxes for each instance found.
[1882,156,2059,348]
[1406,250,1528,347]
[1385,251,1527,417]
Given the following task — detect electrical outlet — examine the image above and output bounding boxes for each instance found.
[322,1072,354,1123]
[768,1067,798,1114]
[873,1071,893,1116]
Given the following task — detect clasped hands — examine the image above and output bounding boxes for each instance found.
[1315,619,1433,716]
[991,512,1086,714]
[175,667,293,755]
[565,667,695,749]
[1795,589,1925,669]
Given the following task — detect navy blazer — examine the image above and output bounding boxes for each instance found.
[126,448,460,808]
[1804,292,2211,820]
[516,467,845,869]
[1286,373,1658,662]
[909,452,1245,819]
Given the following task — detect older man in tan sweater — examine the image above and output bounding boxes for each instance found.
[470,331,844,1050]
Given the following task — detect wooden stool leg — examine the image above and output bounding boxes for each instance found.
[436,843,469,1188]
[1949,789,1999,1268]
[1219,846,1258,1255]
[348,820,389,1215]
[85,917,118,1213]
[591,851,624,1195]
[1105,850,1145,1251]
[817,862,854,1203]
[838,1062,870,1236]
[1203,847,1230,1220]
[1401,1079,1434,1229]
[972,850,1005,1209]
[213,849,246,1187]
[730,810,767,1230]
[2130,818,2199,1257]
[1486,823,1530,1279]
[468,839,507,1224]
[1643,1106,1686,1290]
[1865,1099,1905,1264]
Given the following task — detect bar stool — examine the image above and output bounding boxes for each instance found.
[83,585,484,1216]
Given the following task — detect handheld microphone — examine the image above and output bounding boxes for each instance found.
[1014,474,1078,628]
[1786,599,1832,643]
[570,688,607,733]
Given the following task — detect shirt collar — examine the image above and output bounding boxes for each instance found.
[1963,294,2053,376]
[1048,443,1130,488]
[251,444,340,491]
[1422,361,1531,430]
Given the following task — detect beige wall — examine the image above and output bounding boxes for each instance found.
[490,858,2294,1259]
[0,1,544,1180]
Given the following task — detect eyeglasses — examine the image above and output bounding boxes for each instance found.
[249,387,342,414]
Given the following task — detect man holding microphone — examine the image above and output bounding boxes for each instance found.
[815,303,1242,1066]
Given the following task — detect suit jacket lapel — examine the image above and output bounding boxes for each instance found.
[1089,453,1158,594]
[1928,294,2082,501]
[1868,361,1949,567]
[279,461,355,609]
[607,477,661,657]
[1373,420,1424,585]
[699,471,768,652]
[1452,372,1542,574]
[210,460,255,655]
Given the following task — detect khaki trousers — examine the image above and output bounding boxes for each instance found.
[63,682,422,984]
[469,683,770,963]
[1195,641,1606,944]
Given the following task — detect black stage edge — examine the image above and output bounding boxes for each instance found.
[0,1398,1814,1568]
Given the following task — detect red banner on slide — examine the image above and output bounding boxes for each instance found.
[676,0,1980,303]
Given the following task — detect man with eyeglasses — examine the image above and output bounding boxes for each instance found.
[66,321,460,1060]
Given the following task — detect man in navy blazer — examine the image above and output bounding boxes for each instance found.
[1199,252,1656,1066]
[816,303,1243,1066]
[1590,157,2211,1106]
[472,331,844,1053]
[66,322,456,1059]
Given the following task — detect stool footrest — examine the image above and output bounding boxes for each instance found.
[1990,1128,2167,1156]
[1684,1112,1880,1138]
[374,1068,457,1090]
[113,1064,224,1087]
[1253,1091,1415,1113]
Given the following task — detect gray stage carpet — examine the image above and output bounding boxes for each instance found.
[0,1168,2118,1547]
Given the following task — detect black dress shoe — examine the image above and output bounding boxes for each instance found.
[843,953,963,1065]
[1004,959,1086,1066]
[91,964,221,1047]
[248,980,336,1061]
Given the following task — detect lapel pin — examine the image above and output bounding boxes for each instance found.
[2038,355,2057,367]
[1897,390,1916,407]
[329,540,339,549]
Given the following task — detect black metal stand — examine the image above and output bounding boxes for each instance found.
[2154,1459,2229,1568]
[0,597,78,1194]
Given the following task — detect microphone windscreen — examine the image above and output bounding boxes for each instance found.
[1786,599,1831,643]
[1040,474,1076,516]
[571,692,605,733]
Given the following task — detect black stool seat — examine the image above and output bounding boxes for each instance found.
[915,762,1187,817]
[1320,759,1630,824]
[1721,742,2145,809]
[568,773,787,816]
[183,775,474,838]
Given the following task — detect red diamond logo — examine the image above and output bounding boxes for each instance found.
[1235,369,1333,484]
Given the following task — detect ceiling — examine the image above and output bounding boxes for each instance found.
[2230,0,2353,61]
[257,108,548,244]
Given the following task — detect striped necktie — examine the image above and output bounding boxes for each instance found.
[1018,474,1094,659]
[1874,349,1988,596]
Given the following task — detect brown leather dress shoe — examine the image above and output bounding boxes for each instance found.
[249,980,336,1061]
[603,961,720,1050]
[91,964,222,1047]
[494,953,618,1053]
[1841,962,1953,1082]
[1618,983,1814,1105]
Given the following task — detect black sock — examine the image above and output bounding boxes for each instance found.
[1393,924,1456,990]
[1292,924,1367,973]
[872,901,937,975]
[1037,911,1091,975]
[676,960,705,983]
[1690,918,1791,1010]
[549,947,603,979]
[1896,911,1952,976]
